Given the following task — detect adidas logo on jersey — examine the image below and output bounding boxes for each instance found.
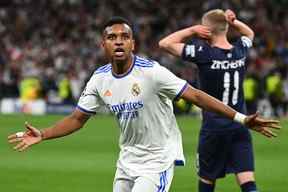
[104,90,112,96]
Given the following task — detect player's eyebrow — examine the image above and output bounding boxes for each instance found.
[105,31,131,39]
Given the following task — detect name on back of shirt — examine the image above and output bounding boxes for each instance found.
[210,58,245,70]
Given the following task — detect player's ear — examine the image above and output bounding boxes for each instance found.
[131,39,135,51]
[101,39,105,48]
[101,31,107,48]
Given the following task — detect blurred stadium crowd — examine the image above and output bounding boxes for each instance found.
[0,0,288,116]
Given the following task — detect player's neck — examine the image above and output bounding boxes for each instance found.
[111,54,134,75]
[210,35,233,50]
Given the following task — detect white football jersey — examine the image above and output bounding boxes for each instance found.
[77,55,188,174]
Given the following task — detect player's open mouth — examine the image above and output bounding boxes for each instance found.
[114,48,125,57]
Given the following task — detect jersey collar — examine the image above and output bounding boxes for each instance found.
[111,54,136,79]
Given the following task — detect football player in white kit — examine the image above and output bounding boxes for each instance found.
[8,17,280,192]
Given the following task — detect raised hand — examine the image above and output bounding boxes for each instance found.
[244,113,281,138]
[8,122,43,152]
[191,25,212,39]
[225,9,236,24]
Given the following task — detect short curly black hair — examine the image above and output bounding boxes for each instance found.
[103,16,132,31]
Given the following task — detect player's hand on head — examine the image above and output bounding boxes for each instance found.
[244,112,281,138]
[225,9,236,24]
[191,25,212,39]
[8,122,43,152]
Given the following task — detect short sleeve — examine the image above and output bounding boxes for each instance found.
[153,63,188,100]
[235,36,253,55]
[181,38,209,64]
[240,36,253,48]
[77,76,106,115]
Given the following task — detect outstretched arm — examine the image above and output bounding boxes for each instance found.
[225,9,254,41]
[8,109,90,151]
[180,85,280,137]
[181,85,236,119]
[159,25,211,57]
[41,109,90,140]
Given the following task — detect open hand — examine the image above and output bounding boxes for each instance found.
[225,9,236,24]
[244,113,281,138]
[8,122,42,152]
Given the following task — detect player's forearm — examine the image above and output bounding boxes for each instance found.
[41,111,89,140]
[231,19,254,40]
[159,27,194,57]
[181,86,236,120]
[159,27,195,48]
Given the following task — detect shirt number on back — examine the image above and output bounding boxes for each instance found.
[222,71,239,105]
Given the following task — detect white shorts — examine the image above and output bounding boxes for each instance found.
[113,164,174,192]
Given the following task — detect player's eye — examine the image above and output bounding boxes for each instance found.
[107,35,116,40]
[122,34,130,40]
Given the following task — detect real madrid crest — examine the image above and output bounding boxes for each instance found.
[131,83,141,96]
